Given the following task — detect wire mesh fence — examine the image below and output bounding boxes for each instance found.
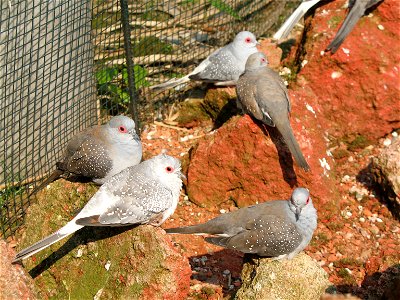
[0,0,299,238]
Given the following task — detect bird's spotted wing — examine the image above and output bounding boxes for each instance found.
[206,215,302,257]
[190,48,240,82]
[95,172,173,225]
[63,135,112,179]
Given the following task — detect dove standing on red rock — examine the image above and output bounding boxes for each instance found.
[273,0,322,40]
[31,115,142,195]
[14,154,183,262]
[236,52,310,171]
[326,0,383,54]
[150,31,260,92]
[167,188,317,259]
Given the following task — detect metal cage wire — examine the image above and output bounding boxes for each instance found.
[0,0,298,238]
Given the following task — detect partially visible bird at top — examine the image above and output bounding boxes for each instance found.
[273,0,321,40]
[30,115,142,195]
[326,0,383,54]
[150,31,260,92]
[166,187,317,260]
[236,52,310,171]
[14,153,183,262]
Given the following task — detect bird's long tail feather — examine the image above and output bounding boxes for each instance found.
[29,169,64,197]
[166,224,206,235]
[150,76,191,92]
[273,0,321,40]
[277,121,310,171]
[326,1,366,53]
[13,221,83,262]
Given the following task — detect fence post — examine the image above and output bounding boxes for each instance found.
[119,0,140,133]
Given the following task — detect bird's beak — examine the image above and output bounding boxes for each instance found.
[295,207,301,221]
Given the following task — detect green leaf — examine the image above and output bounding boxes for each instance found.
[95,67,119,84]
[122,66,150,89]
[209,0,241,20]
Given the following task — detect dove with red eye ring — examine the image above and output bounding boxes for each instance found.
[30,115,143,196]
[166,188,317,259]
[14,153,183,262]
[150,31,260,92]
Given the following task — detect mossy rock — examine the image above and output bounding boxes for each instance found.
[175,98,212,128]
[235,253,332,300]
[16,180,191,299]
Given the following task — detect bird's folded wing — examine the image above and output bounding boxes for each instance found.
[78,174,173,226]
[206,216,302,256]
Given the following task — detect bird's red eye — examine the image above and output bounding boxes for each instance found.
[245,37,251,43]
[118,126,128,133]
[306,197,310,204]
[165,166,174,173]
[261,58,266,63]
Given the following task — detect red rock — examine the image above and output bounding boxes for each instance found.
[187,113,337,208]
[290,0,400,141]
[0,240,37,299]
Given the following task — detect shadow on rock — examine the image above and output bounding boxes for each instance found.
[188,249,244,298]
[356,162,400,221]
[335,264,400,299]
[260,124,298,187]
[28,225,136,278]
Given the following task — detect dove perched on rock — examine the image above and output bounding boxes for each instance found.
[150,31,260,92]
[273,0,321,40]
[167,188,317,259]
[236,52,310,171]
[326,0,383,54]
[30,115,142,195]
[14,154,183,262]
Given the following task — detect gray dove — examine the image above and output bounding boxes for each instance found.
[167,188,317,259]
[30,115,142,195]
[236,52,310,171]
[150,31,259,92]
[273,0,321,40]
[326,0,383,53]
[14,153,183,262]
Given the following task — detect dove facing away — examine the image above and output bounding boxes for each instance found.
[150,31,260,92]
[30,115,142,195]
[167,188,317,260]
[236,52,310,171]
[14,154,183,262]
[326,0,383,54]
[273,0,321,40]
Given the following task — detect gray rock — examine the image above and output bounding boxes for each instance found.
[235,252,331,300]
[370,137,400,218]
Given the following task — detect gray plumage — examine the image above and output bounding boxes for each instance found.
[30,115,142,195]
[273,0,321,40]
[236,52,310,171]
[326,0,383,53]
[166,188,317,259]
[14,154,183,262]
[150,31,259,92]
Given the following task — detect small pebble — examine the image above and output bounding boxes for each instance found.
[359,217,365,222]
[220,209,226,214]
[392,131,398,137]
[301,60,308,68]
[383,138,391,146]
[223,269,231,275]
[342,48,350,55]
[105,260,111,271]
[376,218,383,223]
[341,175,351,183]
[346,211,352,217]
[345,268,352,274]
[377,24,384,30]
[348,156,354,162]
[331,71,342,79]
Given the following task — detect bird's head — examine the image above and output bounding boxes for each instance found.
[245,52,269,71]
[150,153,184,189]
[233,31,260,50]
[108,115,140,142]
[289,187,311,221]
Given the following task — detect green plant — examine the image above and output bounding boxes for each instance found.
[96,65,149,111]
